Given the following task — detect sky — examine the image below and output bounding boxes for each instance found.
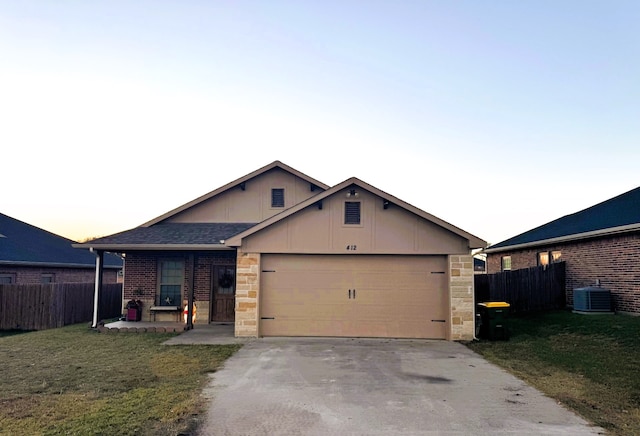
[2,1,638,246]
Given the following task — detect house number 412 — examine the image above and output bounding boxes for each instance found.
[346,245,357,250]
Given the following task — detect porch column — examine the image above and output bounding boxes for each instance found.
[449,254,475,340]
[91,249,104,328]
[186,253,195,329]
[235,251,260,337]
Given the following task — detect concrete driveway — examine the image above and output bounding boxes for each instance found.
[198,338,603,435]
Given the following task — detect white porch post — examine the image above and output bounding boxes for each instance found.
[92,250,104,328]
[186,253,195,330]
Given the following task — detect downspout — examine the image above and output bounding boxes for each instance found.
[91,248,104,329]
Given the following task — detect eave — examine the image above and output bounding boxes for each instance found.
[141,161,329,227]
[71,243,233,252]
[483,223,640,254]
[226,177,487,249]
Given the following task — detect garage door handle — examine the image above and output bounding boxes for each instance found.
[353,289,356,298]
[348,289,352,299]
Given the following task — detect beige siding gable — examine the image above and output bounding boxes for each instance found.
[167,168,321,224]
[242,187,469,254]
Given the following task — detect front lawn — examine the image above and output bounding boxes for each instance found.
[466,310,640,435]
[0,324,241,435]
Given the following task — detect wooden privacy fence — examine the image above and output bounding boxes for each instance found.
[0,283,122,330]
[474,262,566,313]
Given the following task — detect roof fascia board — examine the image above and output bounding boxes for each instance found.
[72,243,232,251]
[141,161,329,227]
[356,179,487,248]
[484,223,640,254]
[227,177,487,248]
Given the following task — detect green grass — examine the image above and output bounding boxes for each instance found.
[466,310,640,435]
[0,329,30,338]
[0,324,241,435]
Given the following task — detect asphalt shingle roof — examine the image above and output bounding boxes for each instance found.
[87,223,257,246]
[488,186,640,249]
[0,213,122,268]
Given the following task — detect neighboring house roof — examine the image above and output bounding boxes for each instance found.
[485,186,640,253]
[226,177,487,249]
[0,213,122,268]
[142,160,329,227]
[78,223,256,251]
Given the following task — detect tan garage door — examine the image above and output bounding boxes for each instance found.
[260,254,449,339]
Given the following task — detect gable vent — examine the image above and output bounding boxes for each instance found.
[573,287,612,312]
[271,188,285,208]
[345,201,361,225]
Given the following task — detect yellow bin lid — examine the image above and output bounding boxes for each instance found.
[478,302,510,308]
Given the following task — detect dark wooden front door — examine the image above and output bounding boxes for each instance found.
[211,265,235,322]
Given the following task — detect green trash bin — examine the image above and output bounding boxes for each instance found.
[477,302,510,340]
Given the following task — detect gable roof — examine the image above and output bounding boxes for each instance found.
[142,160,329,227]
[485,186,640,253]
[0,213,122,268]
[75,223,255,251]
[226,177,487,249]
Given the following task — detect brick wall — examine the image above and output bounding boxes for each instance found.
[0,266,119,284]
[122,251,236,322]
[449,255,475,340]
[487,233,640,313]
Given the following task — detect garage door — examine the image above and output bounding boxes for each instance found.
[260,254,449,339]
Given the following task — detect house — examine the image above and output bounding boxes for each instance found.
[77,161,486,340]
[473,256,486,274]
[0,213,123,284]
[484,186,640,314]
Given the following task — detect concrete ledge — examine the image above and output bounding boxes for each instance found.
[100,321,187,333]
[150,306,182,311]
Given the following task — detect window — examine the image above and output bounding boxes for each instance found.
[0,274,14,284]
[41,274,55,284]
[344,201,361,225]
[159,260,184,306]
[501,256,512,271]
[537,252,549,266]
[216,266,235,295]
[271,188,285,208]
[538,250,561,266]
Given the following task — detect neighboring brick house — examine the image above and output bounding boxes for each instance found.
[484,187,640,314]
[0,213,123,284]
[473,256,486,274]
[78,161,486,340]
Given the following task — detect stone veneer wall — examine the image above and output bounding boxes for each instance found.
[235,251,260,337]
[449,254,475,341]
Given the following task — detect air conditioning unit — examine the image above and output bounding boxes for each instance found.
[573,287,612,313]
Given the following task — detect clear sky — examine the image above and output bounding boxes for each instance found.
[2,1,638,246]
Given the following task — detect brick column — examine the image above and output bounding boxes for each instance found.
[449,255,475,341]
[235,251,259,337]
